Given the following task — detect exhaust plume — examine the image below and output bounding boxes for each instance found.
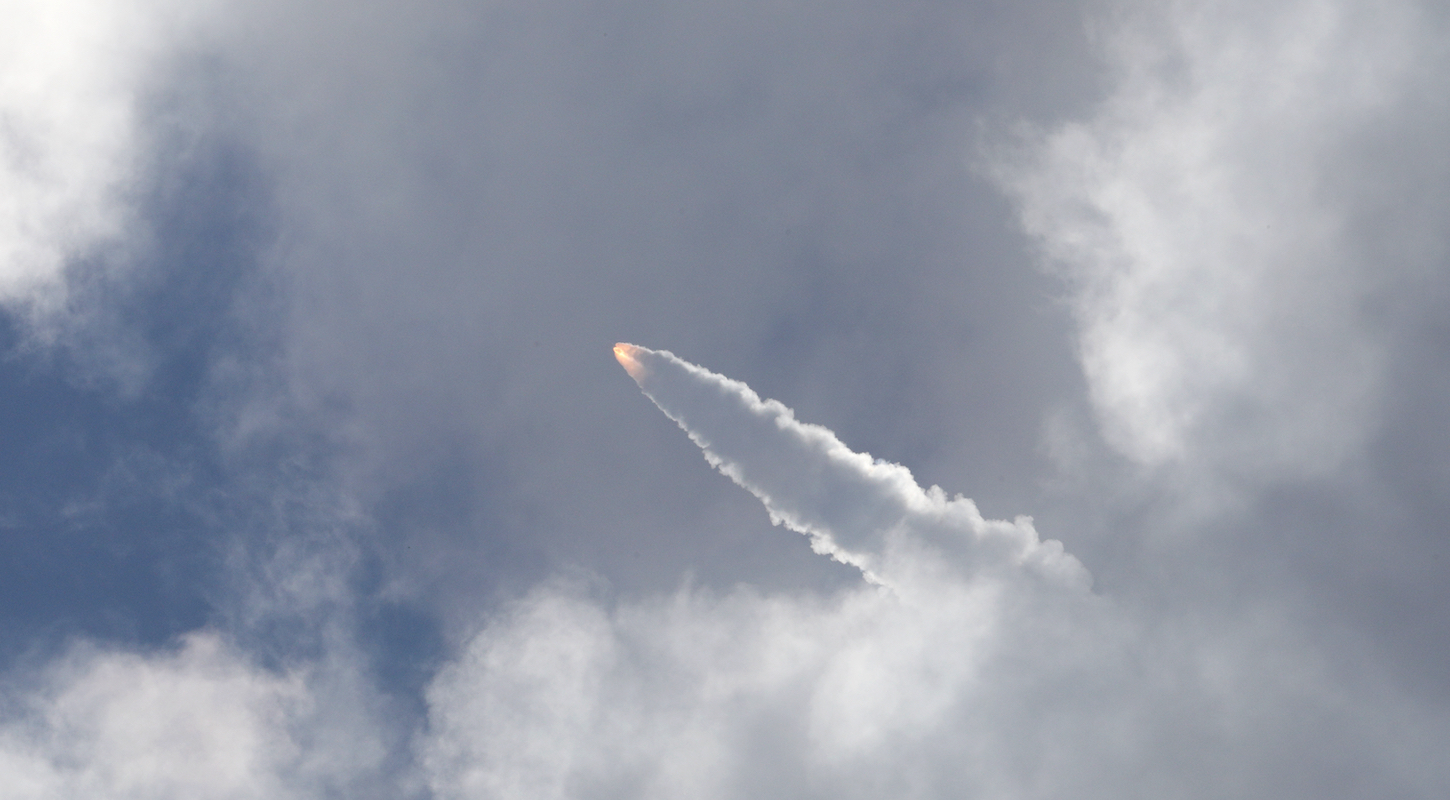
[612,343,1088,590]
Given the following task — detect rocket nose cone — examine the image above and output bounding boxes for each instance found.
[613,342,647,380]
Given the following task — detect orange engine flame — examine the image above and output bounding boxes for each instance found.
[613,342,647,380]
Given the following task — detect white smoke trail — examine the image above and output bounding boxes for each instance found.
[611,343,1088,593]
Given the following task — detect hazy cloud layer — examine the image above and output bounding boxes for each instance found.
[1,0,1449,796]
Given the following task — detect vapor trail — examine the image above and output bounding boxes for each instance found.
[613,343,1087,591]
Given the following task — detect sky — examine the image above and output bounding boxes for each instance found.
[2,0,1449,797]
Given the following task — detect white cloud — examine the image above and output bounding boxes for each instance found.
[0,633,387,800]
[422,573,1112,799]
[0,0,211,314]
[0,633,301,799]
[994,0,1437,479]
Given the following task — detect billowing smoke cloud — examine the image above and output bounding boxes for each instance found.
[419,346,1450,799]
